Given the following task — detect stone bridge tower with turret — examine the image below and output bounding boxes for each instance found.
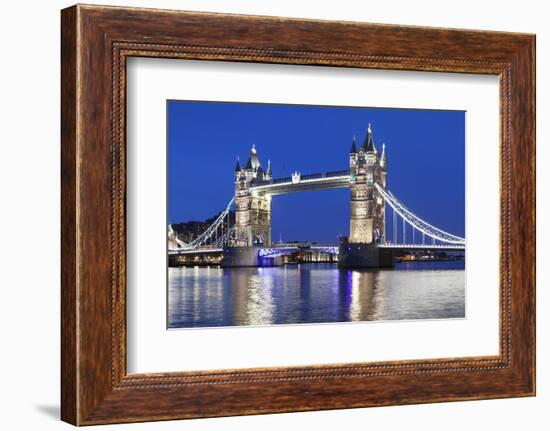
[348,124,387,244]
[233,145,272,247]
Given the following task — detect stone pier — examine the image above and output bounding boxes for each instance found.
[338,240,394,269]
[220,246,283,267]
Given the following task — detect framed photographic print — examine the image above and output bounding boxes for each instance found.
[61,4,535,425]
[164,101,466,329]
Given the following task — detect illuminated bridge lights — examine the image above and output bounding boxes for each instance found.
[169,174,465,256]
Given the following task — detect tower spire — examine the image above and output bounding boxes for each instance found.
[234,155,242,172]
[362,124,375,153]
[350,134,357,153]
[246,144,260,171]
[380,143,386,167]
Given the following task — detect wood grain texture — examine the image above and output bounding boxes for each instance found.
[60,5,78,425]
[60,4,536,425]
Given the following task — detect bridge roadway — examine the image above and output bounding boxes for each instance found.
[250,170,350,195]
[170,242,465,256]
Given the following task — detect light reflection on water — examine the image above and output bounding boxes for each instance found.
[168,261,465,329]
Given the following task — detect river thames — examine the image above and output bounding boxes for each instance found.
[167,261,465,329]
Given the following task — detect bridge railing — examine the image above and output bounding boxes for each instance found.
[271,242,325,248]
[251,169,349,187]
[300,172,325,181]
[324,169,349,178]
[251,176,290,187]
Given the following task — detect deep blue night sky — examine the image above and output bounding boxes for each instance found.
[167,101,465,244]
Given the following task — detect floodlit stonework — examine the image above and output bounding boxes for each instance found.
[233,145,273,247]
[349,124,387,244]
[231,125,387,248]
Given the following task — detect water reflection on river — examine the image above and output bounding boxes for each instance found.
[168,261,465,329]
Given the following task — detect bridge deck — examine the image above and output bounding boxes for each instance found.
[379,243,465,251]
[170,243,465,256]
[170,248,223,255]
[250,172,350,195]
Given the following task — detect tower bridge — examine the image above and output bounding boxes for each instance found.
[169,124,465,268]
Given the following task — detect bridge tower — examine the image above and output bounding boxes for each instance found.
[349,124,386,244]
[340,124,392,268]
[233,145,272,247]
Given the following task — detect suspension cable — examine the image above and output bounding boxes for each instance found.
[179,197,235,250]
[375,183,464,245]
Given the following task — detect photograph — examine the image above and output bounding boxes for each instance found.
[44,1,536,427]
[167,101,466,329]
